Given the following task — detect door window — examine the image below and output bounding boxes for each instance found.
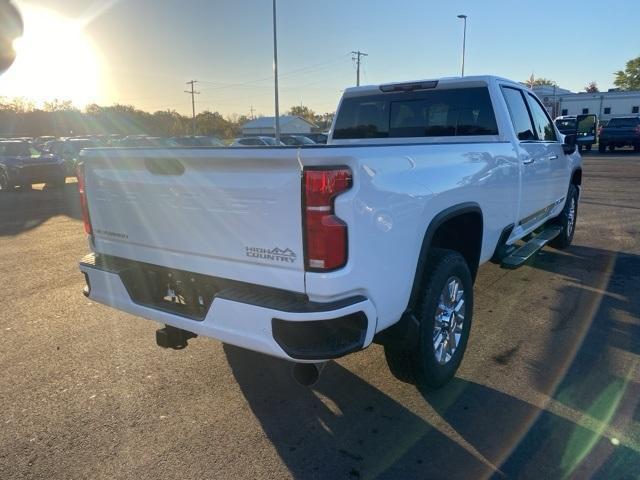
[527,93,558,142]
[501,87,535,141]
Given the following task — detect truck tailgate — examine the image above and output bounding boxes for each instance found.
[83,148,306,292]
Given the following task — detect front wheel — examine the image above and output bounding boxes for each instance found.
[550,184,578,249]
[598,143,606,153]
[0,170,10,192]
[384,248,473,389]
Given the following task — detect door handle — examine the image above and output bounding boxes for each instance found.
[548,155,558,160]
[523,158,535,165]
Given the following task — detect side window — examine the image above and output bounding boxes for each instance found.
[526,93,558,142]
[501,87,536,141]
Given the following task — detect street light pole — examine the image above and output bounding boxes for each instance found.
[457,14,467,77]
[272,0,281,142]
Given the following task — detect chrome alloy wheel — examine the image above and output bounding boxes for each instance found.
[567,197,576,237]
[433,276,465,365]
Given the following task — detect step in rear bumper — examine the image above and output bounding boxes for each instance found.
[80,254,376,362]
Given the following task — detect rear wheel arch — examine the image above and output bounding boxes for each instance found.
[375,203,483,349]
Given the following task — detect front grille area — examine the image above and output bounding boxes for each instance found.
[22,164,61,179]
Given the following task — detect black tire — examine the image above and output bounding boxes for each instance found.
[609,145,616,152]
[586,144,592,151]
[550,184,578,249]
[0,170,9,192]
[598,143,606,153]
[577,145,583,152]
[384,248,473,389]
[634,144,640,153]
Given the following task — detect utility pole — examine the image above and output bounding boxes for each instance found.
[272,0,281,142]
[184,80,200,136]
[457,15,467,77]
[351,50,368,86]
[250,105,255,120]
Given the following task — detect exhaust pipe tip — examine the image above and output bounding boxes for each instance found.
[292,362,326,387]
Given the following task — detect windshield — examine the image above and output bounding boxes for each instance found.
[607,117,640,128]
[0,142,31,156]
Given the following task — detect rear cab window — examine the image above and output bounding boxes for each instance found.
[332,86,499,140]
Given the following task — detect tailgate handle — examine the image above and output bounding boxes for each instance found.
[144,158,185,176]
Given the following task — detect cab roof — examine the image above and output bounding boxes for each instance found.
[342,75,524,98]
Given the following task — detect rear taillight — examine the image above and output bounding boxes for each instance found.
[303,167,352,271]
[635,125,640,135]
[598,126,603,136]
[76,163,92,235]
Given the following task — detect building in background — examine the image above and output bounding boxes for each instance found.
[532,85,640,122]
[241,116,317,136]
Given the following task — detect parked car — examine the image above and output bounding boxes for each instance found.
[79,75,582,389]
[304,132,329,144]
[280,135,316,146]
[171,136,225,147]
[34,136,56,149]
[0,140,66,191]
[49,138,102,176]
[230,136,284,147]
[554,114,597,151]
[598,116,640,152]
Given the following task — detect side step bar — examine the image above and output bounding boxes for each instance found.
[501,225,563,269]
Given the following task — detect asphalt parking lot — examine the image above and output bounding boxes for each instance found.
[0,152,639,479]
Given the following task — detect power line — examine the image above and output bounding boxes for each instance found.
[197,54,351,92]
[351,51,368,86]
[184,80,200,136]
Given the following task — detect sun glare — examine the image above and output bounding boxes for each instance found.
[0,5,103,107]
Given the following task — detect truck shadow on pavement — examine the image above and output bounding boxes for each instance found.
[0,182,81,236]
[224,243,640,479]
[224,348,638,479]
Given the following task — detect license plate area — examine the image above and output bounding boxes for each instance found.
[119,263,233,321]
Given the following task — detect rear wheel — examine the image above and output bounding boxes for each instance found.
[609,145,616,152]
[384,248,473,389]
[550,184,578,249]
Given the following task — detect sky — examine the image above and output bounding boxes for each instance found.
[3,0,640,117]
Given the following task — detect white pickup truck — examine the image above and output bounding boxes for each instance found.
[79,76,582,388]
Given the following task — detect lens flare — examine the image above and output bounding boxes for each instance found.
[0,4,104,107]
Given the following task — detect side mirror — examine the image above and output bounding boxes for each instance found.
[576,114,598,143]
[563,133,577,155]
